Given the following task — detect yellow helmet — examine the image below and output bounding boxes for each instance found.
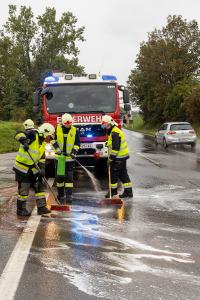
[38,123,55,138]
[61,113,73,126]
[23,119,34,129]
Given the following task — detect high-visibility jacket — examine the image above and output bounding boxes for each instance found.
[107,126,129,159]
[13,131,45,175]
[55,125,79,161]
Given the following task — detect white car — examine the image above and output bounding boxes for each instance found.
[155,122,197,148]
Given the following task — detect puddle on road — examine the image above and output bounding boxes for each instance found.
[0,184,17,206]
[1,178,200,299]
[31,184,200,299]
[0,192,34,233]
[138,185,200,214]
[38,212,196,299]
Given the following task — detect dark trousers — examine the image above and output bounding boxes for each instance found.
[16,172,46,208]
[56,161,74,198]
[110,159,132,195]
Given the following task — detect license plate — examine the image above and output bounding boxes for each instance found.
[80,143,94,149]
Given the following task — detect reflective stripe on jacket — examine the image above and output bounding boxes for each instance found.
[39,141,46,162]
[56,125,77,161]
[14,132,40,174]
[107,126,129,159]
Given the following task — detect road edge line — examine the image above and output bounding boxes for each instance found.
[0,206,41,300]
[137,152,161,167]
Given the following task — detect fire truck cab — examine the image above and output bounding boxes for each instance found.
[33,73,130,174]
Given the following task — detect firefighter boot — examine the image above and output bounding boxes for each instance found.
[65,195,72,204]
[57,187,66,204]
[119,188,133,198]
[36,198,51,215]
[57,196,67,204]
[17,199,31,216]
[57,193,66,204]
[38,206,51,215]
[105,189,118,198]
[65,188,72,204]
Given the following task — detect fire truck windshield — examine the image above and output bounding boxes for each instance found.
[45,83,117,114]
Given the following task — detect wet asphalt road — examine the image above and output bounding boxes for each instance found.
[0,130,200,300]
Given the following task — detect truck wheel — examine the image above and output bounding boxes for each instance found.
[163,138,168,149]
[191,142,196,149]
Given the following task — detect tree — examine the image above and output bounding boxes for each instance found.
[163,79,195,121]
[184,85,200,123]
[0,5,85,120]
[32,7,85,85]
[3,5,37,80]
[128,15,200,124]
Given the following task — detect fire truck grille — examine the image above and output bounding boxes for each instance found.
[75,124,105,137]
[78,148,96,155]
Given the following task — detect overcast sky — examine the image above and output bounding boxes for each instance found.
[1,0,200,85]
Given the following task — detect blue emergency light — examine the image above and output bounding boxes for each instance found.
[102,75,117,81]
[87,134,93,138]
[44,76,59,83]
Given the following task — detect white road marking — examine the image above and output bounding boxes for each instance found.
[0,167,7,172]
[136,152,161,167]
[0,207,41,300]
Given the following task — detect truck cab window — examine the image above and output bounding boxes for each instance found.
[45,83,116,114]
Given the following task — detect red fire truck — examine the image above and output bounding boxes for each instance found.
[33,73,130,173]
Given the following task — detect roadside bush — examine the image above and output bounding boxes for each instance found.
[0,121,21,153]
[10,107,27,122]
[184,86,200,123]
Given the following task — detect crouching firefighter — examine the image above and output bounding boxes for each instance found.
[101,115,133,198]
[13,120,55,216]
[51,113,80,204]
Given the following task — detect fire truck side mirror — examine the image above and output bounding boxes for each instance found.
[33,88,42,113]
[124,103,131,111]
[33,106,39,113]
[123,89,130,103]
[40,87,53,100]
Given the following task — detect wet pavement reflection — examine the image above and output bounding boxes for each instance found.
[27,171,200,299]
[1,134,200,300]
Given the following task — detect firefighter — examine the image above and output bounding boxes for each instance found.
[51,113,80,204]
[101,115,133,198]
[13,120,55,216]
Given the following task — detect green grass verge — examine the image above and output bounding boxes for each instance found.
[1,118,200,154]
[0,121,22,153]
[126,115,157,136]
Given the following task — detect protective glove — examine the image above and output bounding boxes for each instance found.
[71,149,78,159]
[109,154,116,161]
[39,168,45,177]
[56,148,62,155]
[18,136,27,144]
[107,158,113,165]
[23,143,29,151]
